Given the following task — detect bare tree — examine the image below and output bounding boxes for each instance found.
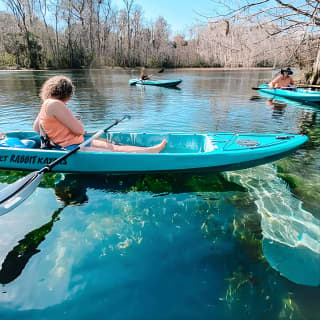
[122,0,135,65]
[0,0,309,70]
[207,0,320,83]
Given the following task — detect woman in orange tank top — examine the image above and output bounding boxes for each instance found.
[33,76,166,153]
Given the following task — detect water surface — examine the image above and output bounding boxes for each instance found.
[0,69,319,320]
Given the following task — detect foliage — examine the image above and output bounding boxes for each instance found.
[25,32,44,69]
[0,52,16,66]
[3,32,44,69]
[146,57,160,68]
[3,32,26,66]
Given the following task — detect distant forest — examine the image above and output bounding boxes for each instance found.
[0,0,318,79]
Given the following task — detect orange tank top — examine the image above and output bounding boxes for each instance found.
[39,101,84,147]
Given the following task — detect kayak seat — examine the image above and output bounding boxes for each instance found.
[21,139,37,148]
[0,137,37,149]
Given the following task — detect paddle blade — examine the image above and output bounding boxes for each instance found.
[0,171,44,216]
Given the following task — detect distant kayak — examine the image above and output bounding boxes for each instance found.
[129,79,182,87]
[258,84,320,102]
[0,131,308,174]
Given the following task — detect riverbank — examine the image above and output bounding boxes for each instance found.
[175,67,274,71]
[0,66,275,72]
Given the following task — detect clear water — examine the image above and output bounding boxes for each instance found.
[0,69,319,320]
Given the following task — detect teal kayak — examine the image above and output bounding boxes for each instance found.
[258,84,320,102]
[258,90,320,109]
[129,79,182,87]
[0,131,307,174]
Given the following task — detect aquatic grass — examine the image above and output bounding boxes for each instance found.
[276,159,320,215]
[0,169,63,189]
[227,164,320,287]
[275,121,320,215]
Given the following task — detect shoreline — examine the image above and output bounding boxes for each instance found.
[0,66,275,72]
[174,67,274,71]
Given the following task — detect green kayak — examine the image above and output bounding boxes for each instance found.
[129,79,182,87]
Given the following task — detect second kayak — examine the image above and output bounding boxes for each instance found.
[258,84,320,102]
[129,79,182,87]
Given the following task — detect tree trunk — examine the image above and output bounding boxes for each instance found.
[310,48,320,85]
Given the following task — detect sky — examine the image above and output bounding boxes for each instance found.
[0,0,214,34]
[113,0,214,34]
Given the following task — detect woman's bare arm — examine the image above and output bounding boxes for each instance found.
[268,75,281,88]
[33,114,40,133]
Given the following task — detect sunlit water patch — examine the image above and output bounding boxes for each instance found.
[227,165,320,286]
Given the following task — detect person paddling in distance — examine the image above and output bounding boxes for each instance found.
[268,67,295,89]
[33,75,167,153]
[140,67,152,80]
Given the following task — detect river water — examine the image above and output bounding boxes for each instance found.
[0,69,319,319]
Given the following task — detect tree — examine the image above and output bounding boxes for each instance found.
[207,0,320,83]
[122,0,135,65]
[4,0,44,69]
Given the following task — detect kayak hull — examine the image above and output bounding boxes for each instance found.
[258,84,320,102]
[129,79,182,87]
[0,131,308,174]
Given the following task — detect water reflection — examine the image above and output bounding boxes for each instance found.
[258,90,320,111]
[265,98,287,119]
[0,205,66,285]
[0,171,244,287]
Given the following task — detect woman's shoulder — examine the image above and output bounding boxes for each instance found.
[44,98,65,107]
[44,99,67,117]
[273,74,282,80]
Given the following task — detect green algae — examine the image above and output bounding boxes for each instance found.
[275,119,320,215]
[131,172,246,194]
[232,211,264,262]
[276,159,320,215]
[0,169,63,189]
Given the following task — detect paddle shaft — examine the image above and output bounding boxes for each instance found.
[296,84,320,89]
[40,115,129,173]
[252,86,294,90]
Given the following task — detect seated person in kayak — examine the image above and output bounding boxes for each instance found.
[140,67,152,80]
[268,67,295,89]
[33,76,166,153]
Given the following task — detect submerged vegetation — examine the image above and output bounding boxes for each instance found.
[0,150,319,318]
[276,118,320,215]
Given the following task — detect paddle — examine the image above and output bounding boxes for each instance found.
[130,68,165,85]
[252,86,295,90]
[0,115,130,216]
[295,84,320,89]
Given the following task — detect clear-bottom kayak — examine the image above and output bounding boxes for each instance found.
[0,131,308,174]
